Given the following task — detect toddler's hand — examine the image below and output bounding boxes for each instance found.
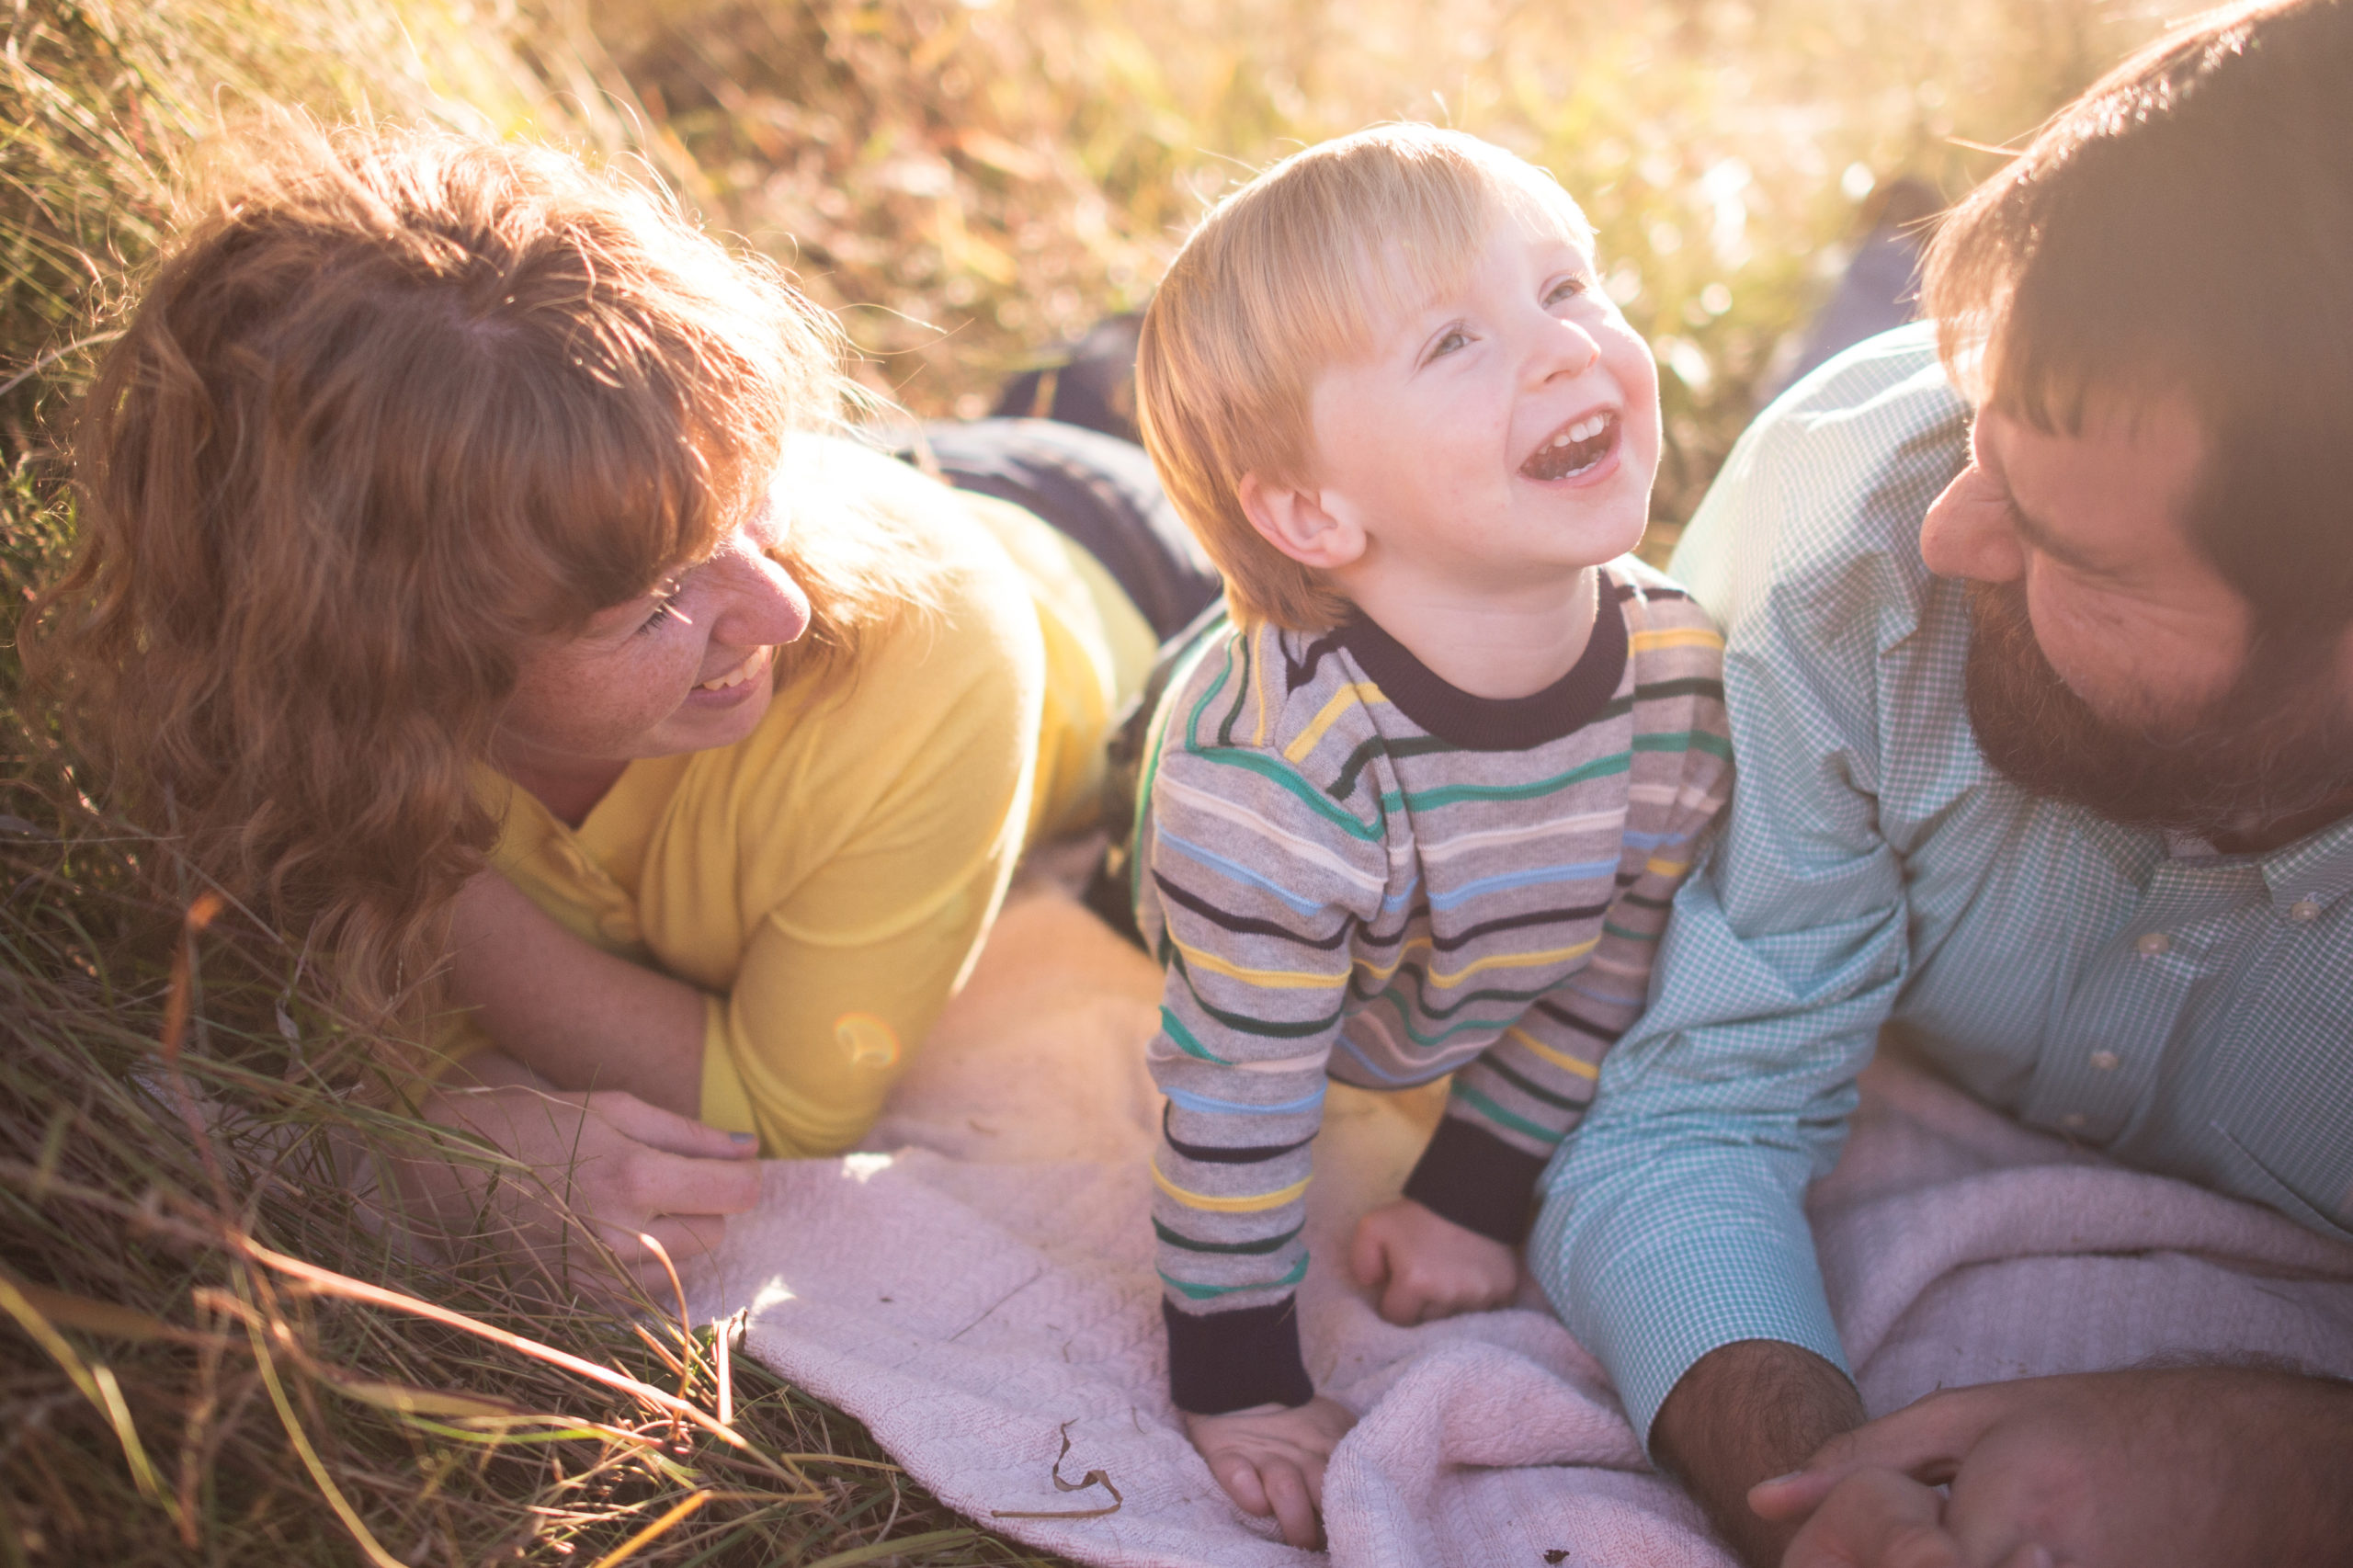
[1348,1197,1519,1326]
[1183,1396,1357,1549]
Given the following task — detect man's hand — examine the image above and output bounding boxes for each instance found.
[1347,1198,1519,1326]
[1752,1367,2353,1568]
[404,1067,760,1299]
[1652,1339,1866,1567]
[1183,1395,1358,1550]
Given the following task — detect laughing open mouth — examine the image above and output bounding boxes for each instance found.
[1520,411,1620,482]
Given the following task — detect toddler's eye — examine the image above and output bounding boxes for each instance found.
[1425,326,1472,363]
[1545,275,1591,307]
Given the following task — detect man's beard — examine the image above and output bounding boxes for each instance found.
[1962,580,2353,843]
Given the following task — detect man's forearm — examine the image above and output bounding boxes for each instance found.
[1652,1339,1865,1567]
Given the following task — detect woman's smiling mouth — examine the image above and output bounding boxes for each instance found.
[694,643,773,696]
[1520,409,1620,482]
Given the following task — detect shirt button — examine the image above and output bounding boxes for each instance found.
[2135,931,2170,957]
[2289,899,2324,923]
[2061,1112,2087,1129]
[2089,1050,2120,1072]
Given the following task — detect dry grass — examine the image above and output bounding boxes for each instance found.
[0,3,1073,1561]
[0,791,1074,1566]
[0,0,2202,1562]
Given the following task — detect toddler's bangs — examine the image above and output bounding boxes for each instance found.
[1248,134,1597,378]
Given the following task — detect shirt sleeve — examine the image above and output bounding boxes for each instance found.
[1411,635,1735,1244]
[1142,722,1390,1414]
[1528,349,1964,1449]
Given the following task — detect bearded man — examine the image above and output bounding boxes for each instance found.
[1531,2,2353,1563]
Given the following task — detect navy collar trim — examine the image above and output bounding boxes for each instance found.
[1336,576,1630,751]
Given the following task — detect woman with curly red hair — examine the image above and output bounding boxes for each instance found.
[24,125,1207,1292]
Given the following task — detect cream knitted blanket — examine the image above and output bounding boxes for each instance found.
[690,890,2353,1566]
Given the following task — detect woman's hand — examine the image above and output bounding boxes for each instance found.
[404,1060,760,1299]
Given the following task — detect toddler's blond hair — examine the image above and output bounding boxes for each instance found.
[1138,123,1596,629]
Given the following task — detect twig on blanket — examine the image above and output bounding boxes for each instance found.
[946,1269,1044,1342]
[988,1421,1123,1520]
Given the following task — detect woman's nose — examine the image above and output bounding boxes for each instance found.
[1919,462,2027,584]
[710,548,812,648]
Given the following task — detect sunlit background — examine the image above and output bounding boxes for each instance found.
[4,0,2204,540]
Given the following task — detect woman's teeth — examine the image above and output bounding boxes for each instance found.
[699,646,770,691]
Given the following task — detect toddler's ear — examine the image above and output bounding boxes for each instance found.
[1238,473,1365,571]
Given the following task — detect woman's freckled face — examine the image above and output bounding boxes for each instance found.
[494,495,812,790]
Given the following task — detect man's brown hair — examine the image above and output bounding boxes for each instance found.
[1923,0,2353,640]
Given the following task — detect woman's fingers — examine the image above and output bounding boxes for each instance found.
[631,1212,731,1267]
[595,1217,732,1299]
[587,1090,762,1163]
[598,1143,762,1221]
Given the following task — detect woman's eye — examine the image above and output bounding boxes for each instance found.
[636,588,689,636]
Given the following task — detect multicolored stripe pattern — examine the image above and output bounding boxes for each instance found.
[1135,559,1732,1410]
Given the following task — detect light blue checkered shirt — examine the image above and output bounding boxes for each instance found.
[1530,324,2353,1448]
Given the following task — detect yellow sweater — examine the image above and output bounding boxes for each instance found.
[460,437,1155,1155]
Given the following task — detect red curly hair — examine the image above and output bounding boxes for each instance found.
[23,124,922,1032]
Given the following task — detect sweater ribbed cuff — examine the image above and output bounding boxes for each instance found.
[1402,1115,1548,1244]
[1164,1298,1314,1414]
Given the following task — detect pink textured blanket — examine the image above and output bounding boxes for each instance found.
[691,891,2353,1566]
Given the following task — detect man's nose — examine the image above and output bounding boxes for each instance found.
[1918,464,2027,584]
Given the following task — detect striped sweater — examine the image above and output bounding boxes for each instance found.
[1132,560,1732,1413]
